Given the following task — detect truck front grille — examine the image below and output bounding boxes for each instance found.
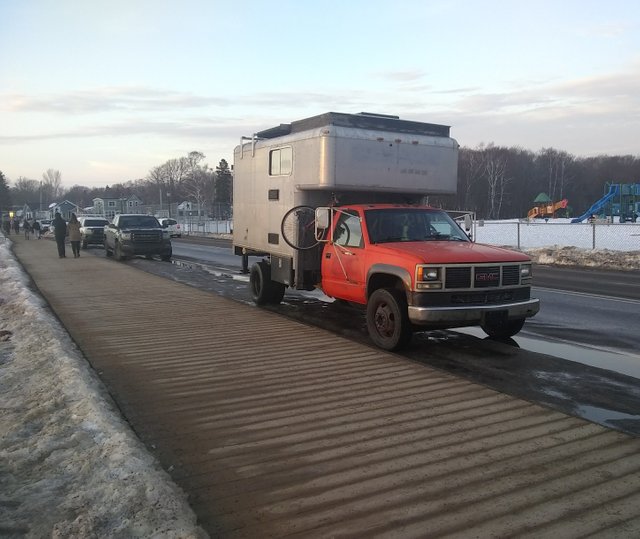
[131,230,162,243]
[90,229,105,241]
[444,264,521,289]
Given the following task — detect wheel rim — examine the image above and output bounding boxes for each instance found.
[373,301,396,338]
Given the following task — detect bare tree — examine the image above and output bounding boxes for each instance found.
[163,157,190,195]
[183,167,214,218]
[42,169,63,200]
[539,148,574,201]
[458,145,487,212]
[483,147,510,219]
[10,177,40,205]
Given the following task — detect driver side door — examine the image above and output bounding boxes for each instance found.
[321,210,367,304]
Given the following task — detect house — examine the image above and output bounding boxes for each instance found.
[49,200,79,221]
[93,194,143,219]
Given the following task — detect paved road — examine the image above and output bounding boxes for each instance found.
[10,235,640,537]
[534,264,640,300]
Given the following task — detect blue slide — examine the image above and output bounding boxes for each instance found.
[571,184,620,223]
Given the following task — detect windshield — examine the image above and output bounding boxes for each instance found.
[365,208,470,244]
[119,216,159,228]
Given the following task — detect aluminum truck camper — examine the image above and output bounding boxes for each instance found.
[233,112,539,350]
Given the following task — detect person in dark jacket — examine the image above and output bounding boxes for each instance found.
[32,220,41,239]
[52,212,67,258]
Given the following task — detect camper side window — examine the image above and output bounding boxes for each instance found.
[269,147,292,176]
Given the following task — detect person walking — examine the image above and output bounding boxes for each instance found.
[52,212,67,258]
[23,219,32,239]
[32,220,41,239]
[67,213,81,258]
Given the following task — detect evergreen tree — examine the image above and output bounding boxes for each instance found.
[0,171,13,213]
[214,159,233,205]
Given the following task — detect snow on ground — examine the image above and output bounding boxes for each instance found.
[0,220,638,538]
[474,219,640,270]
[0,236,206,538]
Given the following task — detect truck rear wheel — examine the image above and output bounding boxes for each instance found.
[366,288,412,351]
[250,261,285,305]
[481,317,526,339]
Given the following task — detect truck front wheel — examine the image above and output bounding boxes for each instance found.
[366,288,412,351]
[114,242,126,261]
[481,317,526,339]
[250,261,285,305]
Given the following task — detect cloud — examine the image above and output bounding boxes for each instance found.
[372,69,428,82]
[1,87,230,114]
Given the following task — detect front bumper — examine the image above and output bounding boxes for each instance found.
[120,241,172,257]
[408,298,540,326]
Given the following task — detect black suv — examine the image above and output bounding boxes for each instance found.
[104,214,172,261]
[79,216,110,249]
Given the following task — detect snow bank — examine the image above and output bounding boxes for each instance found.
[0,236,206,538]
[526,245,640,270]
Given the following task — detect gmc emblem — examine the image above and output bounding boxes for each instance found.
[475,271,499,282]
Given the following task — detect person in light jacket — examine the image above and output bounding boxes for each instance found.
[67,213,82,258]
[52,212,67,258]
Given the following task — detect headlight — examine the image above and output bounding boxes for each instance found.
[84,229,93,236]
[121,232,132,240]
[520,264,532,283]
[162,230,170,239]
[416,265,442,290]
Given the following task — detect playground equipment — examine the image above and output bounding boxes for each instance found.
[571,183,640,223]
[527,198,568,219]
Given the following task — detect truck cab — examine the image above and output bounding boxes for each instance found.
[316,204,538,349]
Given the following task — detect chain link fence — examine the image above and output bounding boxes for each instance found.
[474,221,640,251]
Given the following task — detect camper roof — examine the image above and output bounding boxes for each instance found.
[256,112,451,139]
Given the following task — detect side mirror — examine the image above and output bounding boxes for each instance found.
[315,207,331,230]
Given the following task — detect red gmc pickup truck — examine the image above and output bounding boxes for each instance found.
[312,203,538,349]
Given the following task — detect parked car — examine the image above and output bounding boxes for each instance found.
[104,214,172,261]
[79,216,110,249]
[157,217,182,238]
[38,219,52,233]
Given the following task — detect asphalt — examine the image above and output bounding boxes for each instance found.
[9,233,640,538]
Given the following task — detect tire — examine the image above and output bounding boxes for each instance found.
[114,242,125,261]
[161,247,173,262]
[481,317,526,339]
[250,261,285,305]
[366,288,412,351]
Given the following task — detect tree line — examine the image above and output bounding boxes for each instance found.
[2,145,640,220]
[436,145,640,219]
[1,152,233,219]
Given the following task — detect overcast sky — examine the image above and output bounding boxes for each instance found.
[1,0,639,188]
